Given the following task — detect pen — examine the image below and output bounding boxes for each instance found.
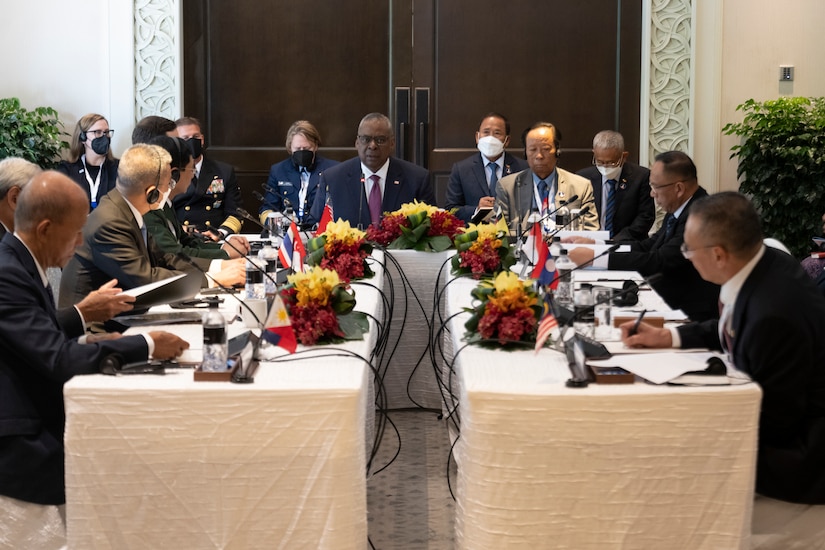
[629,309,647,336]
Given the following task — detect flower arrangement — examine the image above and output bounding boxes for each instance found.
[305,220,374,282]
[366,200,464,252]
[451,218,516,279]
[463,271,543,347]
[281,266,368,346]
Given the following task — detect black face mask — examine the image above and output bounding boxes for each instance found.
[186,138,203,159]
[291,149,315,170]
[91,136,110,155]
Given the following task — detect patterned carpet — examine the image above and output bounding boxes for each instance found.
[367,410,455,550]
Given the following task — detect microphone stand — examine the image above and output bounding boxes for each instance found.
[357,173,365,231]
[191,227,283,294]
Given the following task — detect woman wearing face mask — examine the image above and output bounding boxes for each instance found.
[57,113,118,210]
[259,120,339,227]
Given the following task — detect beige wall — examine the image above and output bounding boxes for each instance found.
[0,1,135,156]
[718,0,825,191]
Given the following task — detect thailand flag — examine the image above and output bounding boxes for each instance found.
[278,220,306,273]
[315,203,333,236]
[529,222,557,288]
[262,294,297,353]
[534,292,560,353]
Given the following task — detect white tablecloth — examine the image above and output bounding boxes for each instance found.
[63,256,385,549]
[444,277,763,550]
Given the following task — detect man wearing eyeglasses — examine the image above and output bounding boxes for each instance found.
[568,150,719,321]
[623,192,825,505]
[575,130,654,241]
[309,113,434,228]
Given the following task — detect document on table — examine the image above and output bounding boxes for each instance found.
[589,351,731,384]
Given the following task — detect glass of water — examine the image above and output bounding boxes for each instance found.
[593,286,615,340]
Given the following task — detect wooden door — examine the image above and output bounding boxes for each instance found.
[183,1,641,219]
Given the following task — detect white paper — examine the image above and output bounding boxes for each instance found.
[588,351,728,384]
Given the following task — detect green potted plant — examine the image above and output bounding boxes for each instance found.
[0,97,68,168]
[722,96,825,258]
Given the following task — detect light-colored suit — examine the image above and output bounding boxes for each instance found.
[495,168,599,234]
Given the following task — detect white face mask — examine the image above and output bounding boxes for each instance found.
[597,164,623,180]
[477,135,505,159]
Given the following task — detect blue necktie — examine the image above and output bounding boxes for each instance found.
[488,162,498,195]
[140,225,148,247]
[538,179,549,212]
[604,179,617,235]
[663,214,676,240]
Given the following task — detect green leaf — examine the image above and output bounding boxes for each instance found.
[337,311,369,340]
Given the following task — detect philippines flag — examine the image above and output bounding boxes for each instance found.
[315,203,333,236]
[261,294,297,353]
[534,292,560,353]
[529,222,557,288]
[278,220,306,273]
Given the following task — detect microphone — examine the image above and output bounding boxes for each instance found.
[175,252,266,327]
[236,207,265,230]
[545,204,593,240]
[544,243,621,289]
[357,173,365,230]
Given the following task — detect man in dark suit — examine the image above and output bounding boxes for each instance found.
[0,157,136,335]
[568,151,719,321]
[0,171,186,527]
[174,117,244,237]
[576,130,654,241]
[259,120,339,227]
[309,113,434,228]
[623,192,825,504]
[496,122,599,234]
[59,144,226,309]
[445,112,528,223]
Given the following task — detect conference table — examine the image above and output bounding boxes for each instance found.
[443,272,764,549]
[62,254,385,549]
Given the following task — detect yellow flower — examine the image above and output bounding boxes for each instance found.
[396,200,438,218]
[322,219,366,248]
[492,271,530,293]
[288,267,341,307]
[462,217,509,242]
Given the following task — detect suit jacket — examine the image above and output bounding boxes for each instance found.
[0,223,85,336]
[445,152,528,222]
[59,189,208,309]
[576,161,654,241]
[173,156,243,233]
[495,168,599,234]
[607,187,719,321]
[0,234,148,505]
[678,247,825,504]
[260,155,339,225]
[56,157,119,210]
[145,202,228,260]
[309,156,435,228]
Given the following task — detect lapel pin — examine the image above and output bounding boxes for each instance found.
[393,180,400,185]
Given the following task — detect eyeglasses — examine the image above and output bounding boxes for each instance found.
[591,157,623,168]
[680,242,717,259]
[357,134,391,146]
[87,129,114,138]
[649,180,681,192]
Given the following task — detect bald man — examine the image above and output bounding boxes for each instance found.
[0,171,187,536]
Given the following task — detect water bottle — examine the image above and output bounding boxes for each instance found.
[555,248,575,308]
[245,258,266,300]
[573,284,595,338]
[202,299,227,372]
[569,208,583,231]
[555,202,571,230]
[258,244,279,297]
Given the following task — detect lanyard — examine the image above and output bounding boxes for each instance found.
[81,154,103,208]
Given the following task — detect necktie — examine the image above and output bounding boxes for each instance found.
[299,168,310,219]
[488,162,498,195]
[718,299,734,357]
[140,224,148,247]
[538,179,549,213]
[45,284,55,306]
[368,175,382,226]
[663,213,676,240]
[604,179,617,235]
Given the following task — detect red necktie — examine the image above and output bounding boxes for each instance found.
[368,175,382,226]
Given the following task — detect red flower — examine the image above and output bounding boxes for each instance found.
[366,213,407,246]
[427,210,464,240]
[286,302,344,346]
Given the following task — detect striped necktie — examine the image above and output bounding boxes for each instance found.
[604,179,617,235]
[488,162,498,195]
